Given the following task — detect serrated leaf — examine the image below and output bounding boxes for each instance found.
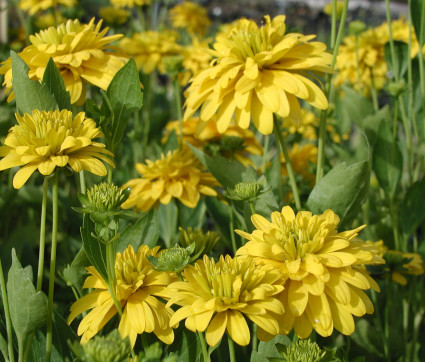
[117,209,159,252]
[7,249,48,351]
[104,58,143,152]
[42,58,71,111]
[307,160,370,228]
[11,51,57,115]
[384,41,408,80]
[411,0,425,46]
[400,178,425,239]
[188,144,246,188]
[372,120,402,198]
[81,215,108,282]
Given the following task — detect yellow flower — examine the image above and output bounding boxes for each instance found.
[169,1,211,37]
[236,206,384,339]
[323,1,344,19]
[120,30,182,74]
[110,0,150,8]
[183,15,333,135]
[121,148,218,212]
[163,117,262,166]
[99,6,131,26]
[0,110,114,189]
[19,0,75,15]
[178,38,212,86]
[167,255,285,346]
[281,143,317,186]
[0,19,126,105]
[68,245,176,347]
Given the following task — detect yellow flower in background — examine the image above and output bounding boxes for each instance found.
[19,0,75,15]
[178,38,212,86]
[323,1,344,19]
[163,117,262,166]
[110,0,150,8]
[167,255,285,346]
[0,110,114,189]
[236,206,384,339]
[121,148,218,212]
[281,143,317,186]
[68,245,176,347]
[0,19,126,105]
[120,30,182,74]
[99,6,131,26]
[169,1,211,37]
[33,11,65,29]
[183,15,333,135]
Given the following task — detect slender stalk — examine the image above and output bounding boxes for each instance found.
[0,257,14,362]
[316,0,349,182]
[229,202,237,255]
[261,135,270,173]
[173,78,184,149]
[355,35,362,93]
[45,172,59,361]
[107,164,113,184]
[36,178,49,291]
[227,334,236,362]
[106,243,123,318]
[273,117,301,210]
[79,171,86,195]
[384,277,393,361]
[248,202,256,216]
[330,0,337,47]
[251,324,258,353]
[198,332,210,362]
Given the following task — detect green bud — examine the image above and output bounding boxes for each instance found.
[384,250,412,273]
[349,20,366,36]
[163,55,184,75]
[87,183,130,212]
[179,227,220,260]
[147,245,194,273]
[387,80,407,97]
[224,178,270,202]
[277,340,336,362]
[69,329,131,362]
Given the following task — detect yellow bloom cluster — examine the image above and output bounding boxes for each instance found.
[121,148,218,211]
[236,206,384,338]
[178,38,212,86]
[19,0,75,15]
[0,110,113,189]
[336,18,420,95]
[120,30,182,74]
[0,19,127,105]
[99,6,131,26]
[169,1,211,37]
[183,15,333,135]
[110,0,150,8]
[281,143,318,186]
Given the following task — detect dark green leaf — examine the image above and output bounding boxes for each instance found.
[205,197,232,248]
[7,249,48,349]
[0,330,8,362]
[411,0,425,46]
[117,209,160,252]
[11,51,57,114]
[188,144,246,188]
[384,41,408,80]
[104,58,143,152]
[81,215,108,282]
[307,160,370,228]
[42,58,71,111]
[372,120,402,198]
[28,330,63,362]
[166,327,201,362]
[400,178,425,238]
[157,202,178,248]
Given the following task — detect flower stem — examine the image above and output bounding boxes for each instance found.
[0,256,14,362]
[79,170,86,195]
[251,324,258,353]
[355,35,362,93]
[198,332,210,362]
[384,276,393,361]
[36,177,49,291]
[229,202,237,255]
[249,202,256,216]
[273,117,301,210]
[106,242,122,318]
[46,172,59,362]
[227,334,236,362]
[173,78,184,149]
[316,0,349,183]
[261,135,270,173]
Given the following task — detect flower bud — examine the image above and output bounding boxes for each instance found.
[224,179,270,202]
[387,80,407,97]
[147,245,194,273]
[278,339,333,362]
[349,20,366,36]
[179,227,220,259]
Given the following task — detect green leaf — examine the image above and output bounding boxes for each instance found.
[205,196,232,248]
[400,178,425,239]
[250,335,291,362]
[178,199,206,229]
[81,215,108,282]
[7,249,48,350]
[103,58,143,152]
[384,41,408,80]
[188,144,246,188]
[307,160,370,228]
[0,330,8,362]
[117,209,160,252]
[157,201,178,248]
[339,87,374,129]
[28,330,63,362]
[60,247,90,296]
[11,51,57,115]
[372,120,402,199]
[42,58,71,111]
[166,327,201,362]
[411,0,425,46]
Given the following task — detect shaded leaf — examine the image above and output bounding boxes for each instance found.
[42,58,71,111]
[384,41,408,80]
[411,0,425,46]
[61,247,90,296]
[400,178,425,239]
[157,202,178,248]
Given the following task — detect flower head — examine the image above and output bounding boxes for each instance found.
[0,19,126,105]
[169,1,211,37]
[68,245,177,347]
[236,206,384,338]
[120,30,182,74]
[19,0,75,15]
[183,15,333,135]
[167,255,285,346]
[110,0,150,8]
[121,148,218,212]
[99,6,131,26]
[0,110,114,189]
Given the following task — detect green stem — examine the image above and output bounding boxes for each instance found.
[227,334,236,362]
[0,257,14,362]
[229,202,237,255]
[316,0,349,183]
[384,277,393,361]
[45,172,59,362]
[198,332,210,362]
[36,178,49,291]
[330,0,337,47]
[261,135,270,173]
[106,242,122,318]
[79,171,86,195]
[417,1,425,106]
[248,202,256,216]
[107,164,113,184]
[252,324,258,353]
[355,35,362,92]
[173,78,184,149]
[273,117,301,210]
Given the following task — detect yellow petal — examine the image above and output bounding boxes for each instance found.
[205,312,227,347]
[227,310,250,346]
